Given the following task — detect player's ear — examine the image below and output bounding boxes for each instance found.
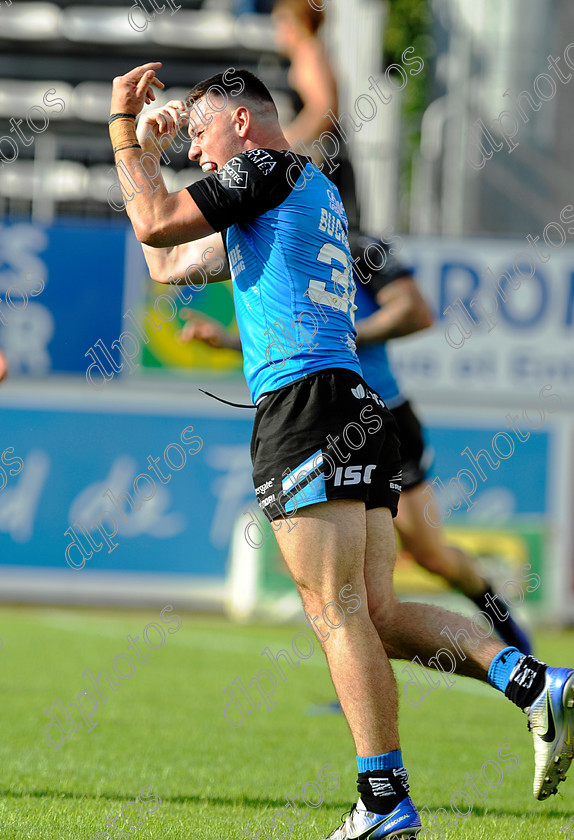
[233,106,251,137]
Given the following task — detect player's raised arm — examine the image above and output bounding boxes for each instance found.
[124,98,229,283]
[109,63,214,247]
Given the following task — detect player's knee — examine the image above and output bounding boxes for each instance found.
[368,590,400,633]
[298,578,336,612]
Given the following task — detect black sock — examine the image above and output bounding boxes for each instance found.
[357,768,410,814]
[504,654,547,710]
[472,586,508,628]
[472,587,526,647]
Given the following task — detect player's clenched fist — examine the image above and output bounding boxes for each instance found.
[110,62,165,117]
[137,100,188,153]
[178,310,239,350]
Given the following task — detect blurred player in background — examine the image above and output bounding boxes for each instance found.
[180,237,532,656]
[0,349,8,383]
[110,63,573,839]
[272,0,360,227]
[348,234,532,654]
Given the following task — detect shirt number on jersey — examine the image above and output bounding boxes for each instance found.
[306,243,357,324]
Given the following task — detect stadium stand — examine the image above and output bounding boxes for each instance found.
[0,0,290,219]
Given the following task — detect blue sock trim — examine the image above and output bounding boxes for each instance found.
[488,647,523,693]
[357,750,403,773]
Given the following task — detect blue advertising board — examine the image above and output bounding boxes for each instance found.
[423,421,551,523]
[0,398,255,577]
[0,219,128,376]
[0,397,554,571]
[390,237,574,406]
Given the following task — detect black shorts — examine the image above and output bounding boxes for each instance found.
[251,368,402,522]
[389,400,435,491]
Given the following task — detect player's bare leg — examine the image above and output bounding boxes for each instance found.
[273,499,399,756]
[274,498,422,838]
[394,485,487,596]
[365,506,574,803]
[365,506,503,678]
[394,483,532,653]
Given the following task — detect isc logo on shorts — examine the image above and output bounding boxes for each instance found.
[333,465,376,486]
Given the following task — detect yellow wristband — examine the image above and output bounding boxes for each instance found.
[109,117,138,151]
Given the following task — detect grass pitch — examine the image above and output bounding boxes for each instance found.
[1,605,573,839]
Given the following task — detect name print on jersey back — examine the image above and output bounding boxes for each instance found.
[318,190,350,248]
[263,186,356,371]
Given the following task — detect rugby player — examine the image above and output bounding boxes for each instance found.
[109,63,573,838]
[179,236,532,657]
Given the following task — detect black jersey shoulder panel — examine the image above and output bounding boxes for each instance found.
[187,150,309,233]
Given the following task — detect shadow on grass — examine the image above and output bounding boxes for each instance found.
[0,789,352,812]
[9,791,569,822]
[426,801,572,820]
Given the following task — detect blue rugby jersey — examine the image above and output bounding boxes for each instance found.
[354,282,403,407]
[187,149,361,403]
[349,231,414,408]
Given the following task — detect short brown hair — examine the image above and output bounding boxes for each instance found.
[273,0,325,34]
[187,68,277,115]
